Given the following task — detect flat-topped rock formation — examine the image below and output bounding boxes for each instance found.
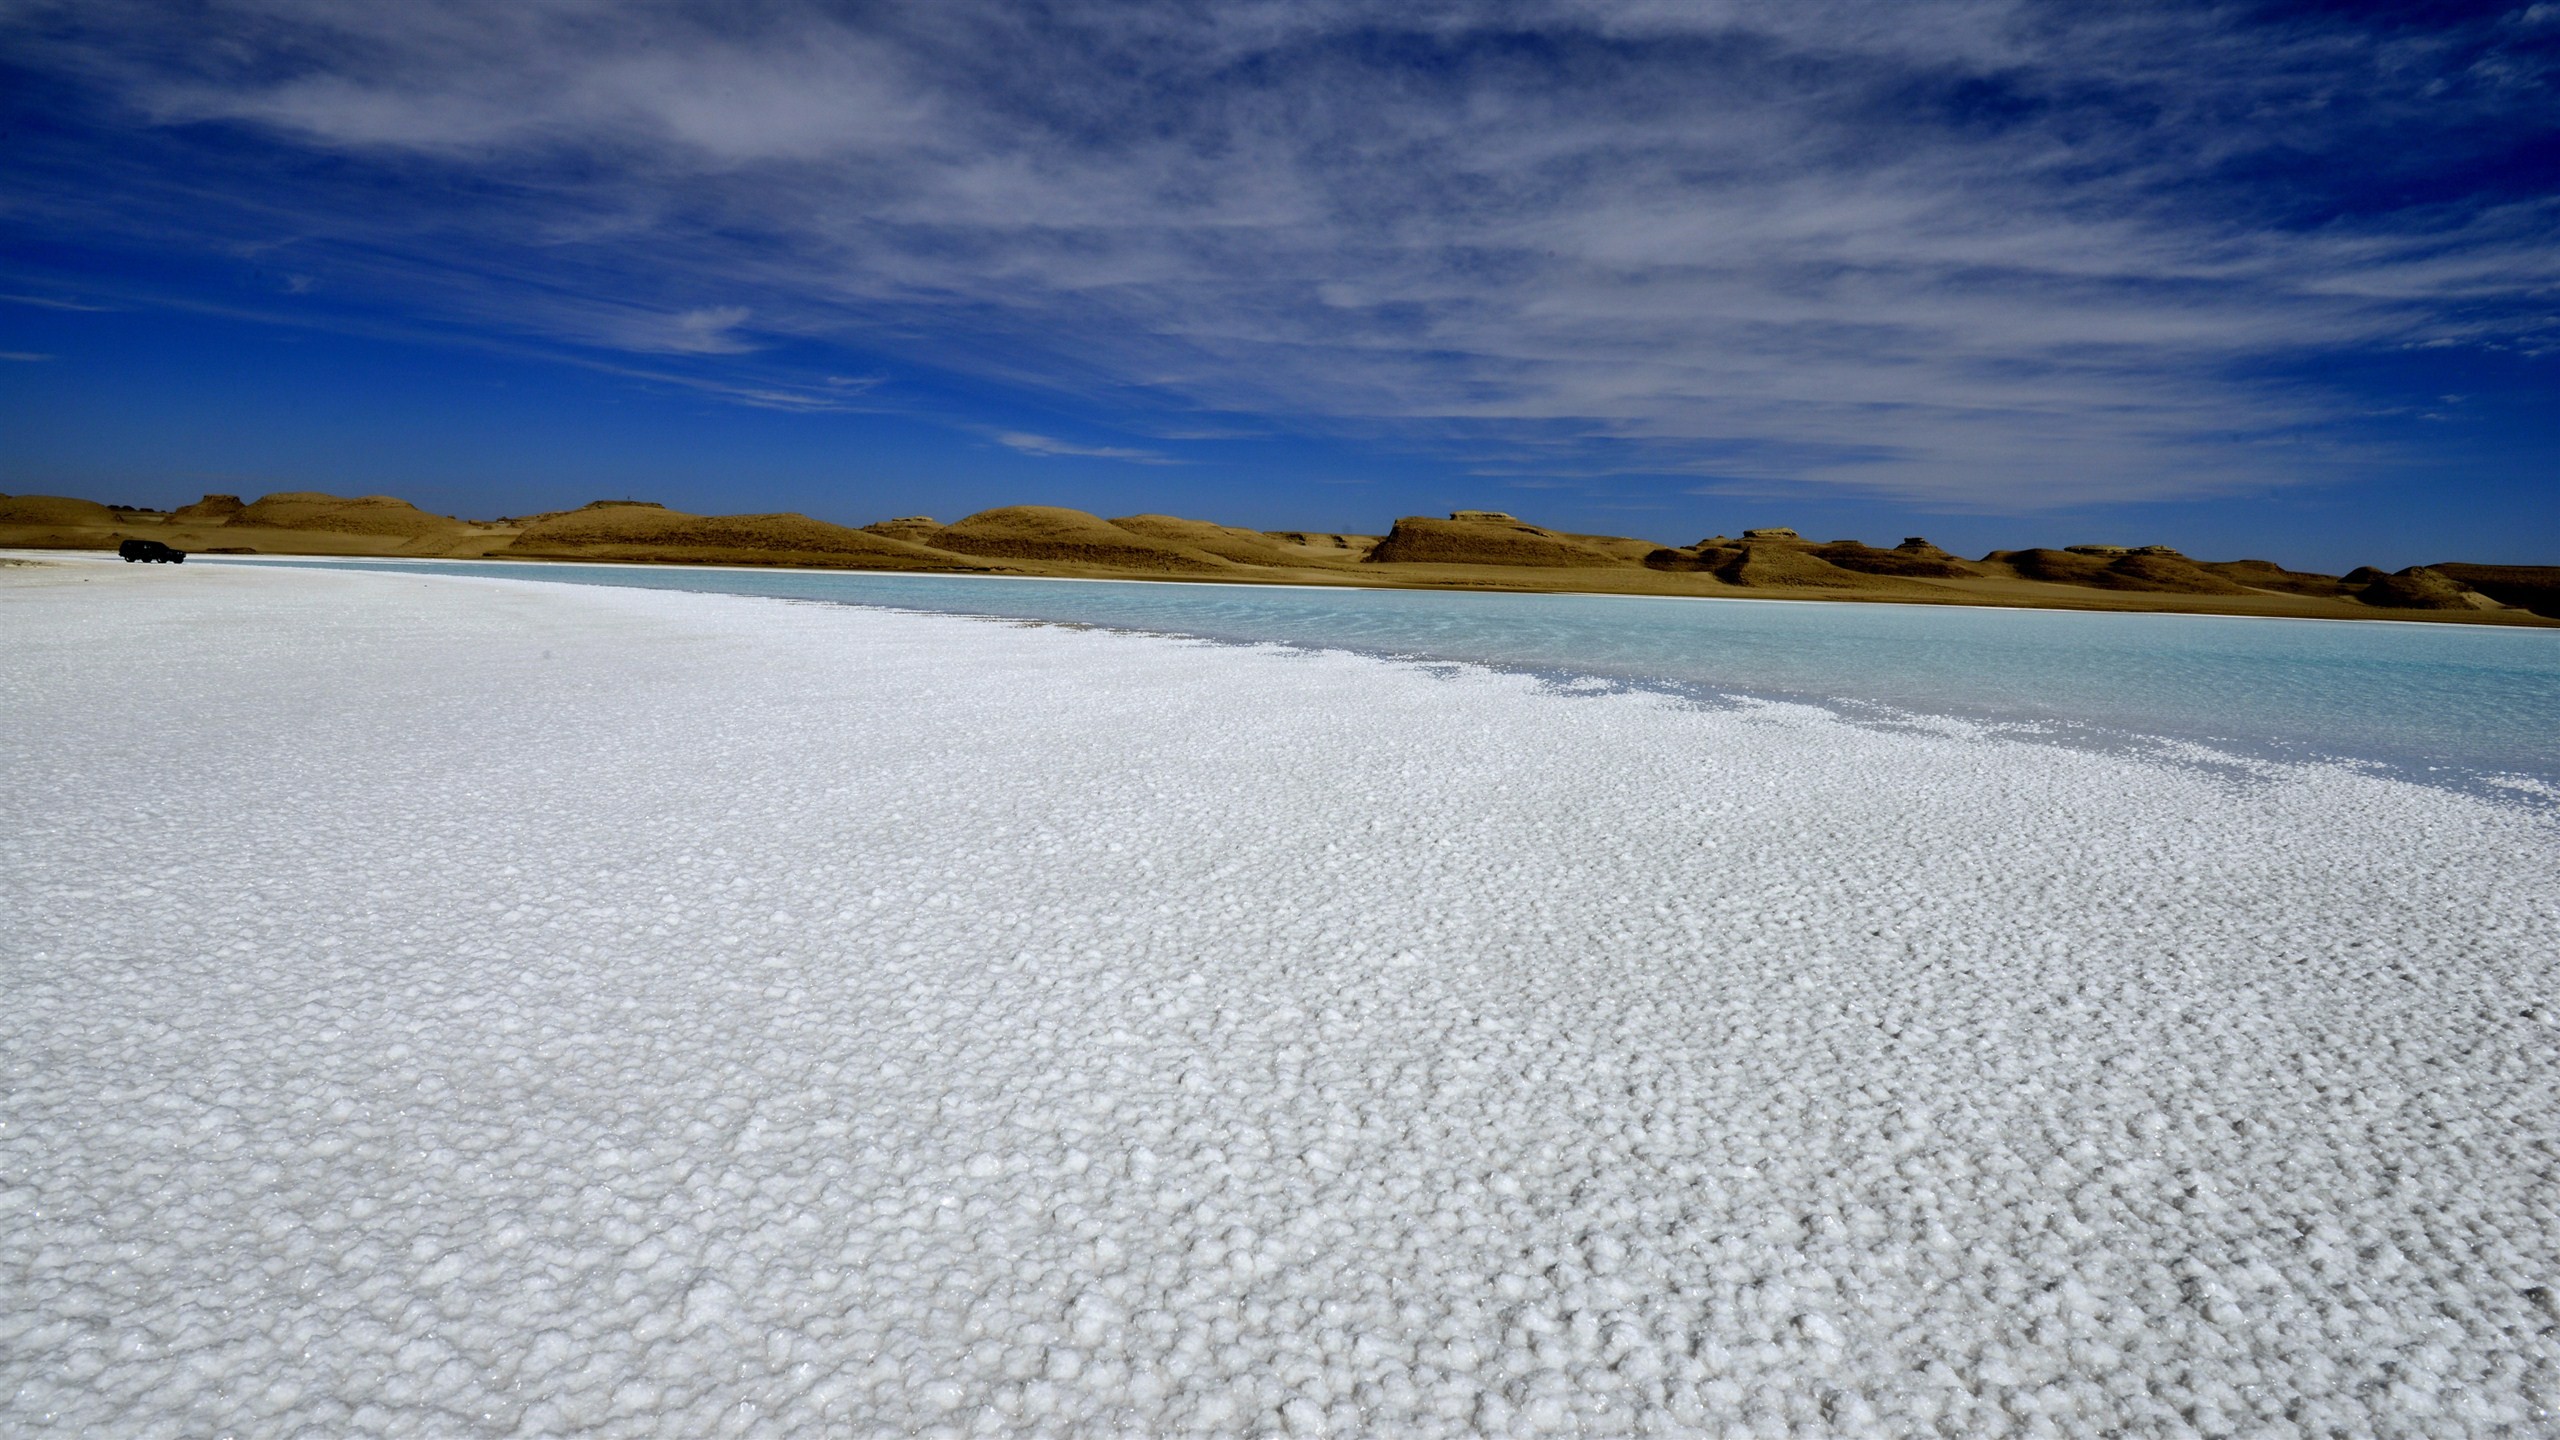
[2,491,2546,624]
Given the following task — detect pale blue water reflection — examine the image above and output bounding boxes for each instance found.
[234,559,2560,784]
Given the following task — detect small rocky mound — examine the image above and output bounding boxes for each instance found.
[507,502,973,570]
[230,492,467,538]
[1810,540,1973,579]
[1556,531,1672,564]
[171,494,247,522]
[861,516,944,546]
[1262,532,1382,559]
[1641,544,1738,573]
[0,494,116,527]
[1366,515,1628,568]
[2099,553,2256,594]
[2356,566,2500,611]
[1108,514,1316,567]
[1986,548,2109,585]
[929,506,1234,573]
[2198,559,2351,597]
[2428,563,2560,619]
[1718,542,1920,590]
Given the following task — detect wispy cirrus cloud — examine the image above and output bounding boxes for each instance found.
[3,0,2555,507]
[994,432,1180,464]
[1,294,114,311]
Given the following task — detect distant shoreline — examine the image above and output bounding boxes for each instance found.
[165,551,2560,634]
[4,489,2554,627]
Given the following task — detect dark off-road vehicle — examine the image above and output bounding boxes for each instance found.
[118,538,186,563]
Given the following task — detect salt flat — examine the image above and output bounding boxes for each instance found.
[4,557,2556,1438]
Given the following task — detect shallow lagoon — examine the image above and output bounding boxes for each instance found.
[233,559,2560,784]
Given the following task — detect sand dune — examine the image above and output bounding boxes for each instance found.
[927,506,1237,573]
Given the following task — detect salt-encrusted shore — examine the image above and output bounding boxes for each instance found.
[4,557,2556,1438]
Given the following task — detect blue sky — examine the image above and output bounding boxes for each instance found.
[3,0,2555,568]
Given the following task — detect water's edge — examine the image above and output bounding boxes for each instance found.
[209,556,2560,800]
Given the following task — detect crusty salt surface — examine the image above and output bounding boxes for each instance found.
[4,559,2555,1438]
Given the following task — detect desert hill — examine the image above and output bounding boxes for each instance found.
[861,516,945,546]
[1108,513,1326,568]
[1263,531,1381,559]
[0,495,119,528]
[2430,563,2560,619]
[1366,512,1632,567]
[229,492,466,539]
[504,501,979,571]
[170,494,247,522]
[2354,565,2508,611]
[1984,547,2255,595]
[1807,540,1977,579]
[2196,558,2352,597]
[924,506,1239,574]
[0,490,518,557]
[2,491,2548,625]
[1717,541,1934,592]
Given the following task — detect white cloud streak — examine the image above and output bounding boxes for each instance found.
[7,0,2556,505]
[994,432,1180,464]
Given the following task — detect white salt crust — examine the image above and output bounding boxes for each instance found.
[3,559,2557,1439]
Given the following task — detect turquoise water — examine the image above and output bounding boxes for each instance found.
[230,559,2560,784]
